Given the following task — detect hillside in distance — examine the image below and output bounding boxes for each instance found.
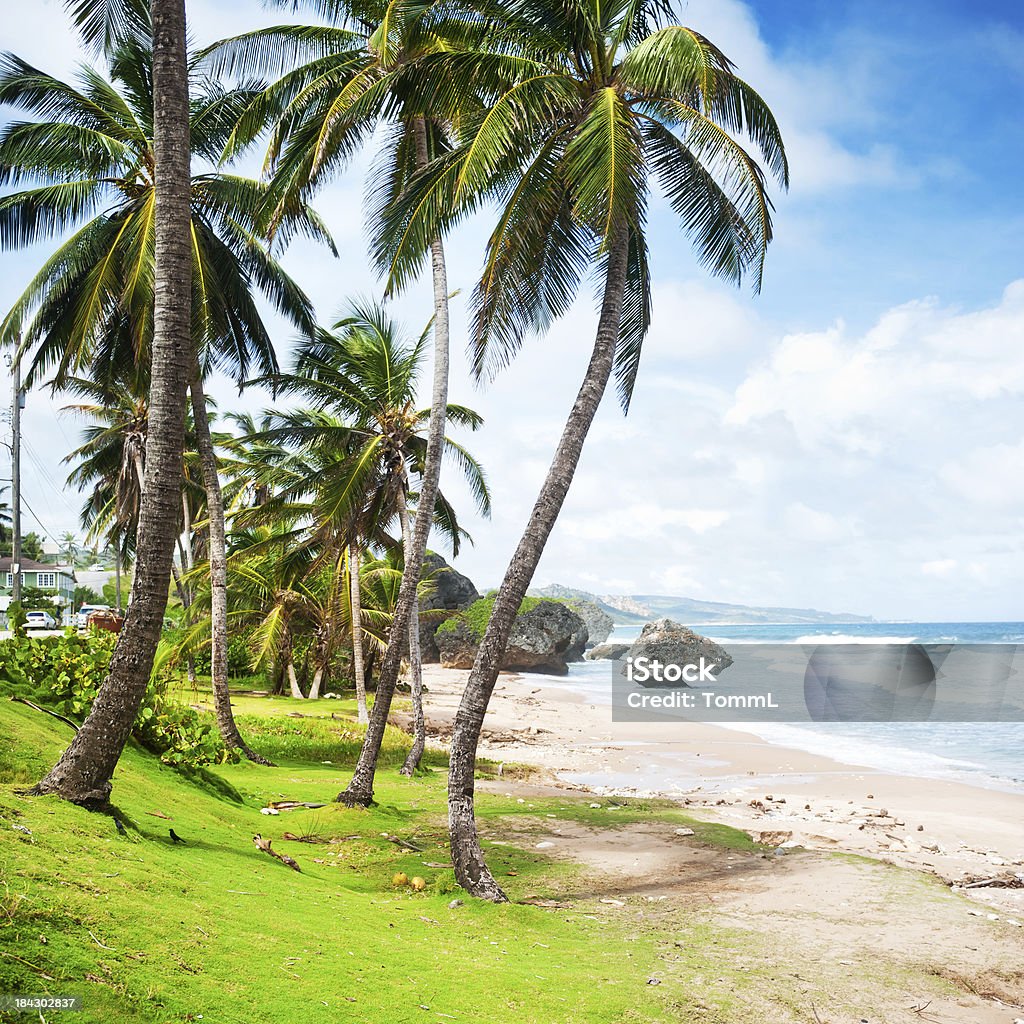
[528,585,873,625]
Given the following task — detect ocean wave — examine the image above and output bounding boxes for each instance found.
[792,633,919,645]
[717,722,1024,794]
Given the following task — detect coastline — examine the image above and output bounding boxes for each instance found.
[412,663,1024,910]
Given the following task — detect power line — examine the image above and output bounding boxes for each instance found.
[21,436,80,519]
[21,492,68,552]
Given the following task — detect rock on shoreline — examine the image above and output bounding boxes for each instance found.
[418,553,481,663]
[436,598,588,675]
[625,618,733,685]
[585,642,631,661]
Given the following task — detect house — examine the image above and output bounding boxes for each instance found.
[0,556,77,626]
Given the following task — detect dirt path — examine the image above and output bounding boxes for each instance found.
[481,795,1024,1024]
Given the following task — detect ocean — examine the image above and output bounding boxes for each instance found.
[554,621,1024,795]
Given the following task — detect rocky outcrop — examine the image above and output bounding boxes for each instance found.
[625,618,733,686]
[436,598,588,675]
[600,595,652,618]
[564,600,614,647]
[584,642,631,661]
[418,553,481,663]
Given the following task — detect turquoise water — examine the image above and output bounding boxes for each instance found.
[560,621,1024,793]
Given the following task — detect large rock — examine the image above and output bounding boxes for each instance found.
[584,642,631,661]
[436,598,588,675]
[625,618,733,686]
[418,553,481,663]
[564,600,614,647]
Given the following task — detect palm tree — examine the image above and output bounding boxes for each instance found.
[202,0,482,801]
[0,485,12,545]
[62,371,209,668]
[248,301,490,720]
[173,522,400,702]
[59,531,79,567]
[61,374,148,564]
[0,25,328,763]
[30,0,196,806]
[380,0,787,898]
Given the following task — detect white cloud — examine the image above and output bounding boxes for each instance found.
[725,282,1024,453]
[676,0,919,195]
[941,439,1024,508]
[783,503,859,544]
[921,559,958,578]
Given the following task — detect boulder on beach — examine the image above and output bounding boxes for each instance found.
[584,642,631,661]
[418,553,481,663]
[563,600,614,647]
[625,618,733,686]
[436,597,588,675]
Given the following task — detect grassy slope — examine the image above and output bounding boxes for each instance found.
[0,700,759,1024]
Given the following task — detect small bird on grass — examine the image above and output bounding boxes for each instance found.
[169,829,186,844]
[113,818,127,836]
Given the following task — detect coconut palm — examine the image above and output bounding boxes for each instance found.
[247,301,490,721]
[0,25,329,764]
[173,522,400,702]
[201,0,485,800]
[30,0,195,806]
[377,0,788,898]
[61,375,149,559]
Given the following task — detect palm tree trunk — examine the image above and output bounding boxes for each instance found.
[170,563,198,689]
[308,666,324,700]
[448,226,631,901]
[398,487,425,777]
[348,544,368,723]
[288,660,304,700]
[114,546,123,614]
[31,0,193,807]
[188,366,270,764]
[180,491,194,570]
[338,117,449,806]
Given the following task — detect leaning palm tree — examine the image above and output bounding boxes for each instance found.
[29,0,195,806]
[379,0,788,898]
[201,0,485,799]
[0,25,328,764]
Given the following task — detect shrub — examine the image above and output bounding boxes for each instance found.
[159,626,258,675]
[435,596,545,641]
[0,632,232,767]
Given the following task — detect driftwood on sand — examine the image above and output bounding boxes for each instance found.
[253,834,301,872]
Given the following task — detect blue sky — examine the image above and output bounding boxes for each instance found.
[2,0,1023,621]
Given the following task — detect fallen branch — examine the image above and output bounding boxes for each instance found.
[88,930,115,951]
[253,834,301,872]
[388,836,425,852]
[10,697,79,732]
[959,875,1024,890]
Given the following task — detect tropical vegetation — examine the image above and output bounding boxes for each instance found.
[0,0,785,911]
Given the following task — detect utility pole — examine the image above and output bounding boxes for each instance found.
[11,349,23,605]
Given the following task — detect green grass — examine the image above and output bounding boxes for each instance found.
[0,698,764,1024]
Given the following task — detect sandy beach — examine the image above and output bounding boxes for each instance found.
[412,664,1024,909]
[390,665,1024,1019]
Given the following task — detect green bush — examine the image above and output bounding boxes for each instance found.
[187,632,255,677]
[435,595,545,641]
[0,632,232,767]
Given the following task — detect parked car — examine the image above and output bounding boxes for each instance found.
[25,610,57,629]
[77,604,110,629]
